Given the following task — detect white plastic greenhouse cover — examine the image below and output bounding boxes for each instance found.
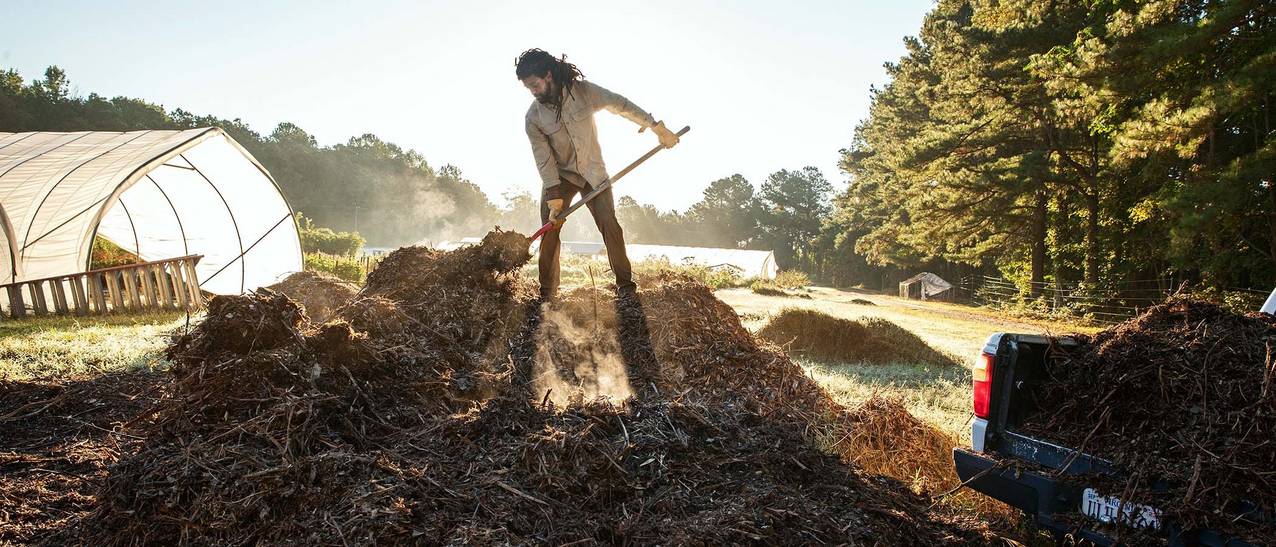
[624,244,778,280]
[0,128,303,294]
[452,237,779,279]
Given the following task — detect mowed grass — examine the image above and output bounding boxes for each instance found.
[720,286,1093,446]
[802,359,972,442]
[0,311,191,380]
[721,286,1098,365]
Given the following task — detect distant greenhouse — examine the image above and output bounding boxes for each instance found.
[444,238,779,280]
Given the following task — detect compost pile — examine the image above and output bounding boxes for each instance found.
[268,271,358,323]
[77,230,985,544]
[1020,300,1276,543]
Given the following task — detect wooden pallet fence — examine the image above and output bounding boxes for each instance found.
[0,255,204,319]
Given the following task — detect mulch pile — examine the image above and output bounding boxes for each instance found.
[756,308,957,367]
[268,270,359,323]
[26,229,989,544]
[0,373,166,544]
[1020,299,1276,543]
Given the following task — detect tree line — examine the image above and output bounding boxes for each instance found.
[0,66,835,270]
[8,0,1272,301]
[828,0,1275,293]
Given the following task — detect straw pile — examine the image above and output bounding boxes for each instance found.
[757,308,957,366]
[42,230,992,544]
[830,395,958,495]
[1020,299,1276,543]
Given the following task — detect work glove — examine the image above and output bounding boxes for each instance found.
[648,121,680,149]
[546,198,566,229]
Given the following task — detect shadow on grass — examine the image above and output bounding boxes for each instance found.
[0,370,166,543]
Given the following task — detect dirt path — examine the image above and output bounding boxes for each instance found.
[716,286,1094,364]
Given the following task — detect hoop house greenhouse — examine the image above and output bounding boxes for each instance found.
[0,128,303,298]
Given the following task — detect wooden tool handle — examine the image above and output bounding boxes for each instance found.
[529,126,690,243]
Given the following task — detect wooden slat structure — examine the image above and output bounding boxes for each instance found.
[0,255,205,319]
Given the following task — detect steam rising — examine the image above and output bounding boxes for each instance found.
[531,308,634,407]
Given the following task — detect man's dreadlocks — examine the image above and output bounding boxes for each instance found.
[515,48,584,115]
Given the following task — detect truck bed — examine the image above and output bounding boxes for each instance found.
[954,333,1258,546]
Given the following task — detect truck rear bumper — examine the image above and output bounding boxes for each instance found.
[953,447,1115,545]
[954,448,1259,547]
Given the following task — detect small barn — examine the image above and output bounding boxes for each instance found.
[899,272,953,300]
[0,128,303,316]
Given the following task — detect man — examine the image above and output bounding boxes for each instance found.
[516,48,680,299]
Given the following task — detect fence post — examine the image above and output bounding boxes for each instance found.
[140,267,157,309]
[122,270,141,311]
[29,281,47,315]
[69,275,88,315]
[8,284,25,318]
[171,264,189,311]
[153,263,173,309]
[89,273,108,313]
[105,272,123,312]
[51,279,68,314]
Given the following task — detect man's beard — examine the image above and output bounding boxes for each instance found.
[535,81,563,108]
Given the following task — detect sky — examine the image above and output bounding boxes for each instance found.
[3,0,932,212]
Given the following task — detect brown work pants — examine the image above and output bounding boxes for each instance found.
[539,182,634,297]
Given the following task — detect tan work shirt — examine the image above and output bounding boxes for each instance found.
[525,80,657,197]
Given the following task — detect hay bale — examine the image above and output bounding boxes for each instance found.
[268,271,358,323]
[756,308,956,366]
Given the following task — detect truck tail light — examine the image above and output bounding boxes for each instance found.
[973,352,994,418]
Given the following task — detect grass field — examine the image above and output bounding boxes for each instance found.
[0,312,190,380]
[716,286,1096,443]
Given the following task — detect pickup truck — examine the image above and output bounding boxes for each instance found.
[952,333,1259,546]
